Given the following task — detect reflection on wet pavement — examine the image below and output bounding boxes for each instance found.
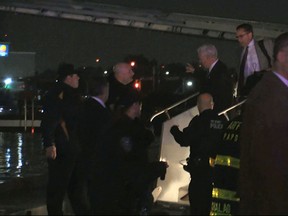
[0,132,47,181]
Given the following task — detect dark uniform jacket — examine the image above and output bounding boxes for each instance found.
[171,108,226,215]
[171,109,226,168]
[100,114,166,213]
[103,115,155,181]
[211,114,242,216]
[41,82,82,157]
[107,75,138,111]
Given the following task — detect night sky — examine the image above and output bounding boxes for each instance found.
[0,11,241,74]
[1,0,288,75]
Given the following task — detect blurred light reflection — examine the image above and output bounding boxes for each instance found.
[0,131,46,182]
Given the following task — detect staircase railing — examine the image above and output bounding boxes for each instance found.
[150,92,200,122]
[150,92,247,122]
[218,99,247,121]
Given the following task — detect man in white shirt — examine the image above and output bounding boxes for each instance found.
[236,23,274,96]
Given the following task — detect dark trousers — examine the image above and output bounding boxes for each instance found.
[46,153,89,215]
[188,168,213,215]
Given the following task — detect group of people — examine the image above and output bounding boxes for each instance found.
[40,20,288,216]
[40,62,168,215]
[170,24,288,216]
[183,23,275,114]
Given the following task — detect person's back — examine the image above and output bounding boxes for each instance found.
[239,32,288,215]
[211,113,243,216]
[77,76,113,214]
[170,93,226,215]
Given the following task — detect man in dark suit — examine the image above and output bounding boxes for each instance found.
[197,44,234,113]
[78,76,113,214]
[239,32,288,215]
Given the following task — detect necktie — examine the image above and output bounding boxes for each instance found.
[238,46,249,92]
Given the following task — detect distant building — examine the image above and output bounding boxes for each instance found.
[0,51,36,79]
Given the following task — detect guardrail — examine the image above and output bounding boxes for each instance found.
[150,92,200,122]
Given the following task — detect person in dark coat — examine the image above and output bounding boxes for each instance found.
[106,62,138,112]
[239,32,288,215]
[100,91,168,215]
[211,112,243,216]
[170,93,226,215]
[40,63,89,215]
[77,76,113,215]
[197,44,234,113]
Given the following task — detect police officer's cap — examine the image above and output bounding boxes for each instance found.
[57,63,79,80]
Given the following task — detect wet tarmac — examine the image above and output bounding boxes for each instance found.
[0,129,189,215]
[0,130,47,215]
[0,131,47,182]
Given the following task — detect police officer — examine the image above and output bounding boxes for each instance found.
[41,63,88,215]
[211,112,242,215]
[170,93,226,215]
[100,91,168,215]
[106,62,138,112]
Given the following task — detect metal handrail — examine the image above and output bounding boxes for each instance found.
[150,92,200,122]
[218,99,247,120]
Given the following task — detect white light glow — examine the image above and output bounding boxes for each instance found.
[4,78,12,85]
[186,81,193,86]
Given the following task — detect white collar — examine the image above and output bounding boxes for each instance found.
[91,96,106,108]
[209,59,219,73]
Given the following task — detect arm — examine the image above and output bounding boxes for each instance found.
[170,116,199,147]
[40,91,62,159]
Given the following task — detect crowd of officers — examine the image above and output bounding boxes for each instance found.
[40,23,287,216]
[40,62,168,215]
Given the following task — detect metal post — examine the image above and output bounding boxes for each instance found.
[31,97,34,129]
[24,98,27,131]
[152,65,156,91]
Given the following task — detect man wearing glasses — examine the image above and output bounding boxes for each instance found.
[235,23,274,97]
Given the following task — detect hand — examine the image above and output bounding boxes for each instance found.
[159,161,169,180]
[170,125,179,134]
[185,63,195,73]
[45,145,57,160]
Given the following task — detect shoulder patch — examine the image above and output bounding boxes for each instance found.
[120,136,133,152]
[210,119,223,129]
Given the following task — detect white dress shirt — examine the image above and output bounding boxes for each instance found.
[244,39,260,82]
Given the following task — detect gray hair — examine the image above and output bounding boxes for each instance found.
[197,44,218,58]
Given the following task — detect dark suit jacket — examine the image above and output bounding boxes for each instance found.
[202,60,234,113]
[78,97,112,177]
[239,72,288,215]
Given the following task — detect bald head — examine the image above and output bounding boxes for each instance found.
[113,62,134,85]
[197,93,214,113]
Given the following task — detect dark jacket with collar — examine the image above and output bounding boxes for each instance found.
[171,109,226,164]
[202,60,234,113]
[41,82,82,157]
